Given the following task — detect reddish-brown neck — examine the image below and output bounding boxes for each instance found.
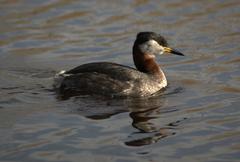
[133,46,161,76]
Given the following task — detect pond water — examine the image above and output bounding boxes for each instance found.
[0,0,240,162]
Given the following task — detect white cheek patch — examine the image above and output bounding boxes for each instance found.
[139,40,164,55]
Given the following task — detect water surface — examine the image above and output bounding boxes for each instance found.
[0,1,240,162]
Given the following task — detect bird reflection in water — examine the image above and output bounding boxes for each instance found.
[125,95,186,147]
[58,88,186,147]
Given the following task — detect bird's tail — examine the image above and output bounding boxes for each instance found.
[53,70,68,89]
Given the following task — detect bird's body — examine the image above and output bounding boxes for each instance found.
[54,32,184,97]
[54,62,167,97]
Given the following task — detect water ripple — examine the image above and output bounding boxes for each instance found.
[0,1,240,162]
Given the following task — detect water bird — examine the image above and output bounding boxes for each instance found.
[54,32,184,97]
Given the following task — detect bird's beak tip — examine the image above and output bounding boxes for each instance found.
[163,47,185,56]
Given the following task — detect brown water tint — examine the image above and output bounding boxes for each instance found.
[0,1,240,162]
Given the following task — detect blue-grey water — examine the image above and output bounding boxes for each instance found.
[0,1,240,162]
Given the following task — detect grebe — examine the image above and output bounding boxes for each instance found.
[54,32,184,97]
